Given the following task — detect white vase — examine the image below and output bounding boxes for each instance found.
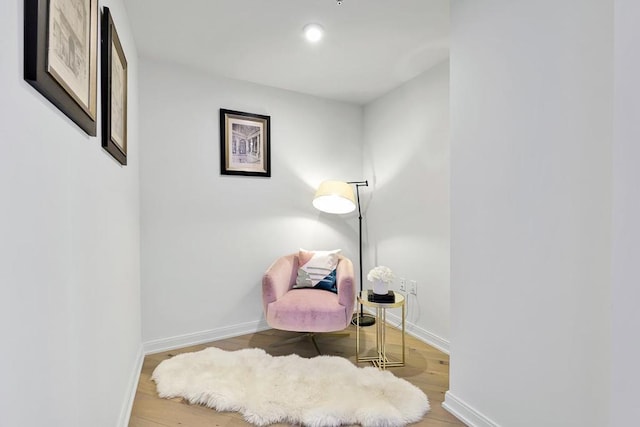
[372,279,388,295]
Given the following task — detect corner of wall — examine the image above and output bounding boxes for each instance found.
[118,344,145,427]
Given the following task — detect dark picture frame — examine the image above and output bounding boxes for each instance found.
[101,7,128,166]
[24,0,98,136]
[220,109,271,177]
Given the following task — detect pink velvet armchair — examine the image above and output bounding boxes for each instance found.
[262,253,356,353]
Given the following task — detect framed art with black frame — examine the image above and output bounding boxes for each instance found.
[101,6,128,166]
[220,109,271,177]
[24,0,98,136]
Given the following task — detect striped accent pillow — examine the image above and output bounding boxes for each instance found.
[294,249,341,293]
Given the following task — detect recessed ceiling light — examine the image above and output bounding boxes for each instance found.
[303,24,324,43]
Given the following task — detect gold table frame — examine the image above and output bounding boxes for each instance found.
[356,290,405,369]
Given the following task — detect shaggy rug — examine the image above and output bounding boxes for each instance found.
[152,347,430,427]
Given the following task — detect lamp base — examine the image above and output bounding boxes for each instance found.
[351,313,376,327]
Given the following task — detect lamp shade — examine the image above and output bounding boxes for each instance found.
[313,180,356,214]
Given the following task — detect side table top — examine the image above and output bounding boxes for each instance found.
[358,290,405,309]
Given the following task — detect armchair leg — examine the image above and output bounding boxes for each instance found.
[310,334,321,355]
[268,331,350,355]
[269,332,314,348]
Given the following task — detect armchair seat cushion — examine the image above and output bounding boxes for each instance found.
[266,288,349,332]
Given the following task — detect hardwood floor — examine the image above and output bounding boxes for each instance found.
[129,324,465,426]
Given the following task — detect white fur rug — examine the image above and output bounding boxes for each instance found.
[152,347,430,427]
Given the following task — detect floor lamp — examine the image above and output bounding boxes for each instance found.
[313,180,376,327]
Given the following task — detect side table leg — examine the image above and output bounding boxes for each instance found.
[375,307,381,353]
[381,307,387,370]
[401,300,406,365]
[356,310,361,363]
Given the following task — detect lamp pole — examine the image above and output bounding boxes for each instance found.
[347,180,375,327]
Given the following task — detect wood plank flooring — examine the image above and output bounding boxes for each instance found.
[129,324,465,426]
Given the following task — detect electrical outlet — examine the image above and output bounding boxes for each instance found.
[409,280,417,295]
[399,278,406,292]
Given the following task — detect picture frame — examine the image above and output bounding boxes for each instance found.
[220,109,271,177]
[101,7,128,166]
[24,0,98,136]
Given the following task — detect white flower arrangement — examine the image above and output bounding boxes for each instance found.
[367,266,394,284]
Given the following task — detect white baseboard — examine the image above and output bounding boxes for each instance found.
[143,319,271,355]
[382,310,450,354]
[443,391,500,427]
[118,344,144,427]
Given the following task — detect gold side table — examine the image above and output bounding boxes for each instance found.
[356,290,405,369]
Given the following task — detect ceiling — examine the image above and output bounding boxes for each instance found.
[124,0,449,105]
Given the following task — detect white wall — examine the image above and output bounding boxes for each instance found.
[139,59,362,346]
[611,0,640,425]
[447,1,612,426]
[0,1,141,426]
[363,61,450,351]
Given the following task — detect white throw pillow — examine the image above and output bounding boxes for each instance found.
[294,248,341,292]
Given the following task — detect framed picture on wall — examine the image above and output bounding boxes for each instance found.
[101,7,128,166]
[24,0,99,136]
[220,109,271,177]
